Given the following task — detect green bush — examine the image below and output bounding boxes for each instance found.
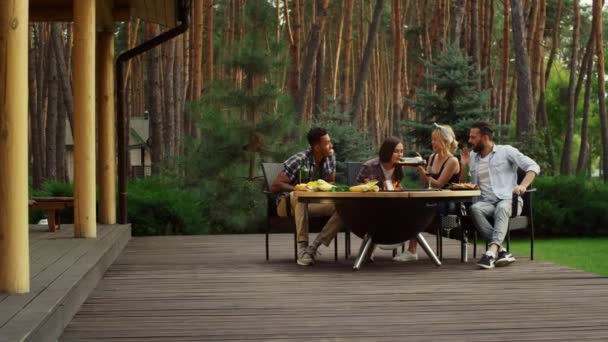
[532,176,608,237]
[127,176,205,236]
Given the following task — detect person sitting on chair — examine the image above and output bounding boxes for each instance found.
[460,121,540,269]
[393,123,461,261]
[271,127,345,266]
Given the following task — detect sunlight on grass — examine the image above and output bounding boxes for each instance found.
[506,238,608,276]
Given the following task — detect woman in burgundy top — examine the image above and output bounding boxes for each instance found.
[394,123,461,262]
[356,136,404,190]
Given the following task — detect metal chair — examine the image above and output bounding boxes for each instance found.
[459,169,537,261]
[260,162,340,261]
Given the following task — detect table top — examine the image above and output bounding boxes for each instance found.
[295,189,480,199]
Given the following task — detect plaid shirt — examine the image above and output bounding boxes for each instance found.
[283,147,336,184]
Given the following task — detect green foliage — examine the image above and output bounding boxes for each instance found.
[507,238,608,276]
[314,110,375,184]
[531,176,608,237]
[127,176,205,236]
[180,1,298,234]
[404,45,495,151]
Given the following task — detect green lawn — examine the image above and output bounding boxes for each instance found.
[505,238,608,276]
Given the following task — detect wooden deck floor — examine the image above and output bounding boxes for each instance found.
[0,224,130,342]
[61,233,608,341]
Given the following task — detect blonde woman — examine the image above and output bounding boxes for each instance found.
[393,123,460,262]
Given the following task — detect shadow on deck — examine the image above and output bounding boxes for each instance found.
[0,224,130,341]
[57,233,608,341]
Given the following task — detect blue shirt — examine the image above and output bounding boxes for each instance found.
[468,144,540,201]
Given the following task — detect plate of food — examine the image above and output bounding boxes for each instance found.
[398,156,426,166]
[448,183,479,190]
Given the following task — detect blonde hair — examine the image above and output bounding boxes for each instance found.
[432,123,458,153]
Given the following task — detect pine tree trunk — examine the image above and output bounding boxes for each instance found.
[204,0,214,88]
[313,35,325,117]
[454,0,466,47]
[192,0,204,100]
[146,24,163,175]
[339,0,354,112]
[164,40,176,163]
[351,0,385,123]
[29,25,44,189]
[560,0,580,175]
[593,0,608,181]
[532,0,562,174]
[295,0,330,121]
[46,26,60,180]
[51,22,74,138]
[331,0,345,100]
[498,0,510,127]
[577,43,595,174]
[287,0,301,102]
[530,0,545,106]
[174,34,184,158]
[56,83,67,182]
[469,0,479,78]
[510,0,535,139]
[391,0,403,135]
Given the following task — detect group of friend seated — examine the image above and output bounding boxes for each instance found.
[270,121,540,269]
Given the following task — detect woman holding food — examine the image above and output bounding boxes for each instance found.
[356,136,405,191]
[393,123,461,261]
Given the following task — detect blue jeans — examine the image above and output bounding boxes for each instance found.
[469,198,523,248]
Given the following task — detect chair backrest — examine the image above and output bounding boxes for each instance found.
[345,161,363,186]
[261,162,284,191]
[512,168,535,217]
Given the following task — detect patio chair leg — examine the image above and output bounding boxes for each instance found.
[461,229,468,263]
[506,230,511,252]
[293,230,298,262]
[265,230,269,261]
[473,231,478,258]
[334,236,338,261]
[531,225,535,260]
[416,233,442,267]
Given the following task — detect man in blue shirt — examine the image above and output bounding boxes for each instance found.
[460,122,540,269]
[271,127,345,266]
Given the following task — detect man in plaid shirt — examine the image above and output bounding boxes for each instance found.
[271,127,345,266]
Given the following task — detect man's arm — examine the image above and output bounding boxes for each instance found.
[514,171,536,195]
[271,172,294,193]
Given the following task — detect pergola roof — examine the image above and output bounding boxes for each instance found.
[30,0,178,29]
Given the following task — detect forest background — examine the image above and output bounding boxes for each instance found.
[27,0,608,237]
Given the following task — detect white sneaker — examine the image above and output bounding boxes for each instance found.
[393,251,418,262]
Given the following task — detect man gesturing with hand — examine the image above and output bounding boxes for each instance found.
[460,122,540,269]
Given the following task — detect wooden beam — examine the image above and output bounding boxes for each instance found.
[73,0,97,238]
[30,6,131,23]
[97,31,116,224]
[0,0,30,294]
[97,0,114,31]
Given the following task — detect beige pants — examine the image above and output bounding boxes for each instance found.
[277,192,344,246]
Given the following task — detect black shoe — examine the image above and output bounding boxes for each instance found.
[477,253,495,269]
[495,250,516,267]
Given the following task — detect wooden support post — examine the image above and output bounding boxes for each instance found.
[97,31,116,224]
[0,0,30,294]
[73,0,97,238]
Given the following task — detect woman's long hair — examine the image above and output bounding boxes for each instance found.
[378,136,403,181]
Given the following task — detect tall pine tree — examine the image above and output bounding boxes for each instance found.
[405,45,494,151]
[182,1,300,233]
